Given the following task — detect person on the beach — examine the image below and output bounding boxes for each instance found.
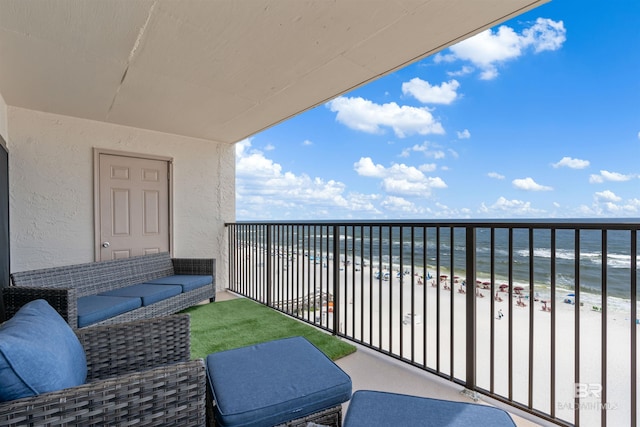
[496,309,504,320]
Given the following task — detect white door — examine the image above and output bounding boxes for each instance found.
[97,153,170,260]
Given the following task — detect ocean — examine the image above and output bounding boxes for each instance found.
[268,223,639,302]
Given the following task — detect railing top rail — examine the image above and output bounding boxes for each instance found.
[226,218,640,230]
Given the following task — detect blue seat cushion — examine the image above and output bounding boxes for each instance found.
[77,295,142,328]
[99,283,182,306]
[0,299,87,402]
[343,390,516,427]
[206,336,352,427]
[144,275,212,292]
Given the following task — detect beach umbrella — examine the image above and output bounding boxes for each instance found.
[514,286,524,294]
[499,284,509,292]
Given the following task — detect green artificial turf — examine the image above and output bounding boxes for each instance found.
[182,297,357,361]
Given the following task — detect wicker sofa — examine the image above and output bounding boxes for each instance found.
[3,252,215,328]
[0,309,206,426]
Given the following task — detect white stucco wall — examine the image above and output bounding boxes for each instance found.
[7,107,235,290]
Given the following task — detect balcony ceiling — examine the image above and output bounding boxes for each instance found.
[0,0,547,144]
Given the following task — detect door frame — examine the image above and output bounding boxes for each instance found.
[93,148,174,261]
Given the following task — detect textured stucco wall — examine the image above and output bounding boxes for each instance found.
[7,107,234,290]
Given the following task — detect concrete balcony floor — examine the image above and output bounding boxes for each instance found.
[215,291,550,426]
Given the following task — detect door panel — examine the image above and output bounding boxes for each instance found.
[98,154,169,260]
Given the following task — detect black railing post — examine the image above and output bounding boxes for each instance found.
[631,229,637,427]
[228,224,234,293]
[266,224,272,307]
[465,226,477,396]
[332,225,340,335]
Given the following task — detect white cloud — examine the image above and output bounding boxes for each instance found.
[637,131,640,140]
[447,66,474,77]
[435,18,566,79]
[354,157,447,198]
[380,196,421,213]
[402,141,446,159]
[488,172,505,180]
[603,200,640,215]
[512,177,553,191]
[552,156,590,169]
[590,170,636,183]
[580,197,640,217]
[302,139,313,146]
[402,78,460,104]
[457,129,471,139]
[237,139,380,219]
[601,170,634,181]
[589,174,604,184]
[479,197,545,216]
[236,139,283,178]
[326,96,445,138]
[353,157,386,178]
[419,163,437,173]
[524,18,567,52]
[595,190,622,202]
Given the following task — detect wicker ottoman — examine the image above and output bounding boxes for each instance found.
[343,390,516,426]
[205,336,352,427]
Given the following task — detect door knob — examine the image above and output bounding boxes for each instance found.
[102,242,110,248]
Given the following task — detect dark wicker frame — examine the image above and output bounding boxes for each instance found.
[3,252,215,328]
[0,314,206,427]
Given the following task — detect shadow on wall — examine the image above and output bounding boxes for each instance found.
[0,135,9,320]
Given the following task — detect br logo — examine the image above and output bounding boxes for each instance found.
[574,383,602,399]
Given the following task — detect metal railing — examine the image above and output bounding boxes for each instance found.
[226,220,639,426]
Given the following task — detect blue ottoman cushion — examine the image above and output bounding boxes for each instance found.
[77,295,142,328]
[99,283,182,306]
[343,390,516,426]
[144,275,213,292]
[0,299,87,402]
[206,336,352,427]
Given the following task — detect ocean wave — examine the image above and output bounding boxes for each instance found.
[511,248,638,269]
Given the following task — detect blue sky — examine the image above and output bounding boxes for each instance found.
[236,0,639,220]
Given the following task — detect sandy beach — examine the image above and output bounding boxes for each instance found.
[245,246,637,426]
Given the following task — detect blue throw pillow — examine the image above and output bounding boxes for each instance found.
[0,299,87,402]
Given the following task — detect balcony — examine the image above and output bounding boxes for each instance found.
[226,220,639,427]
